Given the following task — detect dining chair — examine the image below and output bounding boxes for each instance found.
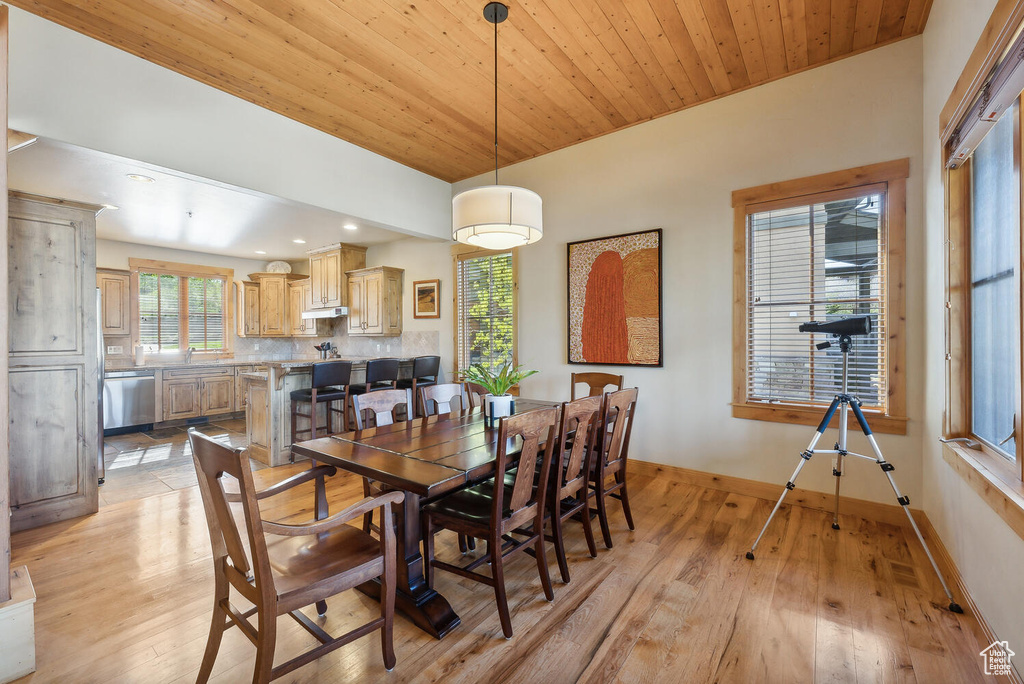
[590,387,638,548]
[397,355,441,416]
[464,382,490,408]
[188,430,403,683]
[352,388,413,535]
[419,383,470,416]
[570,372,624,400]
[349,358,401,425]
[421,407,559,639]
[546,395,602,582]
[290,361,352,448]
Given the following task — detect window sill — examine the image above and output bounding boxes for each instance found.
[731,402,908,435]
[941,441,1024,543]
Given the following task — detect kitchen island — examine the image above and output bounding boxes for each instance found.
[242,358,414,466]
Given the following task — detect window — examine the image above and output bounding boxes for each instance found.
[129,259,233,355]
[969,104,1020,462]
[453,246,517,375]
[732,160,909,434]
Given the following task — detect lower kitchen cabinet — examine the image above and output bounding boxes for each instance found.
[163,378,202,420]
[201,375,234,415]
[161,368,235,421]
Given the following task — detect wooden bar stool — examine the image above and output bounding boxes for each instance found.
[397,355,441,416]
[570,372,624,400]
[290,361,352,448]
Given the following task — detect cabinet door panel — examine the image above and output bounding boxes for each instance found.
[163,379,201,420]
[348,276,364,334]
[309,254,324,307]
[246,380,270,449]
[385,271,402,335]
[363,272,383,334]
[98,273,130,335]
[288,282,305,336]
[323,252,342,307]
[9,367,82,506]
[244,282,260,336]
[201,376,234,415]
[260,276,287,336]
[10,216,80,353]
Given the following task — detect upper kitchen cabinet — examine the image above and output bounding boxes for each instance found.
[248,272,306,337]
[347,266,403,336]
[97,268,131,336]
[288,279,331,337]
[8,192,100,532]
[307,243,366,309]
[234,280,260,337]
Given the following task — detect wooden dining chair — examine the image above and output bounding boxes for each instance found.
[464,382,490,408]
[397,355,441,417]
[546,395,602,582]
[421,407,559,639]
[590,387,638,548]
[570,372,624,400]
[187,430,403,683]
[352,388,413,535]
[419,383,470,416]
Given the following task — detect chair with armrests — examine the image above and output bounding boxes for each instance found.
[419,383,470,416]
[290,361,352,447]
[421,407,560,639]
[546,395,602,582]
[590,387,639,548]
[570,372,624,400]
[397,355,441,417]
[187,429,402,683]
[351,388,413,535]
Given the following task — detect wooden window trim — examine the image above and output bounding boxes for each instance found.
[731,159,909,435]
[942,1,1024,539]
[128,258,235,359]
[451,244,520,387]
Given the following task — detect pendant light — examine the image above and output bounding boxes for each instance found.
[452,2,543,250]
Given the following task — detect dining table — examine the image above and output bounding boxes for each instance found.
[290,398,558,639]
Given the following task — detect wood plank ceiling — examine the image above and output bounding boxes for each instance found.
[10,0,933,182]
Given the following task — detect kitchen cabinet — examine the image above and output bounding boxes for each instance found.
[288,279,331,337]
[307,243,366,309]
[8,192,101,532]
[162,367,235,420]
[347,266,403,336]
[97,268,130,336]
[235,280,260,337]
[248,272,306,338]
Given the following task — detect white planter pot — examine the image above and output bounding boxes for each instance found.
[483,394,515,427]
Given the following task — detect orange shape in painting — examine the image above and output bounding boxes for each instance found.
[581,251,628,363]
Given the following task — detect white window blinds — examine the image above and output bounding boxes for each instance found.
[456,251,514,374]
[139,273,226,352]
[747,190,888,408]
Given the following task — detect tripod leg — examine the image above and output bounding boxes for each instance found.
[747,398,840,560]
[849,402,963,613]
[831,456,843,531]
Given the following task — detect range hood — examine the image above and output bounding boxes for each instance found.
[301,307,348,319]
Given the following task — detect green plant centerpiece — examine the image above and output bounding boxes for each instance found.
[461,361,538,427]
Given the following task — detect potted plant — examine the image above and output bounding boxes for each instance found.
[461,361,538,427]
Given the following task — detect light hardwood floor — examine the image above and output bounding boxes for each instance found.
[12,455,999,683]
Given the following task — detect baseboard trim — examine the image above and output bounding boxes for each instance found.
[628,459,1023,683]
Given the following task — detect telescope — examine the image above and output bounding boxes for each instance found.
[798,315,871,337]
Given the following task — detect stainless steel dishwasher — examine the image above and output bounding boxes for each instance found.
[103,369,157,430]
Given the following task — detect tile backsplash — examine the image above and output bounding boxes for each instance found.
[233,327,440,362]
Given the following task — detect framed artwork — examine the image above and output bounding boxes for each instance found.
[567,229,662,367]
[413,279,441,319]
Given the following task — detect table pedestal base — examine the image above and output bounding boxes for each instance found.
[357,579,461,639]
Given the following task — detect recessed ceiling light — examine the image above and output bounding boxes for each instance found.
[254,250,267,255]
[343,223,358,231]
[126,174,155,183]
[293,239,306,244]
[102,204,119,211]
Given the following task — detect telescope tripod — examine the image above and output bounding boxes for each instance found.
[745,334,962,614]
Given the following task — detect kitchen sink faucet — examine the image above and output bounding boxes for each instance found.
[185,347,195,364]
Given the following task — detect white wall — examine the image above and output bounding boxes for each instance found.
[453,38,925,506]
[8,8,452,241]
[96,238,268,277]
[921,0,1024,662]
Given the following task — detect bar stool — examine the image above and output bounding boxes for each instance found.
[397,355,441,416]
[290,360,352,448]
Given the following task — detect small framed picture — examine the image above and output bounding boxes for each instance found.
[413,279,441,319]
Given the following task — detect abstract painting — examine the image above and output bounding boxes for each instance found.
[567,229,662,366]
[413,279,440,319]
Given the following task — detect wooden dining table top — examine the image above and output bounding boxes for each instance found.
[290,398,559,499]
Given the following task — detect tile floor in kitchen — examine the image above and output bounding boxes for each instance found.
[100,417,265,507]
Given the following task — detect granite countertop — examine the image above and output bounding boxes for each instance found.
[106,356,416,372]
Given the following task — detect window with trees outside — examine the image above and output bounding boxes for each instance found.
[732,160,908,434]
[129,259,233,356]
[454,246,517,376]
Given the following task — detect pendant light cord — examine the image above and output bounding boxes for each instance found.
[494,13,499,186]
